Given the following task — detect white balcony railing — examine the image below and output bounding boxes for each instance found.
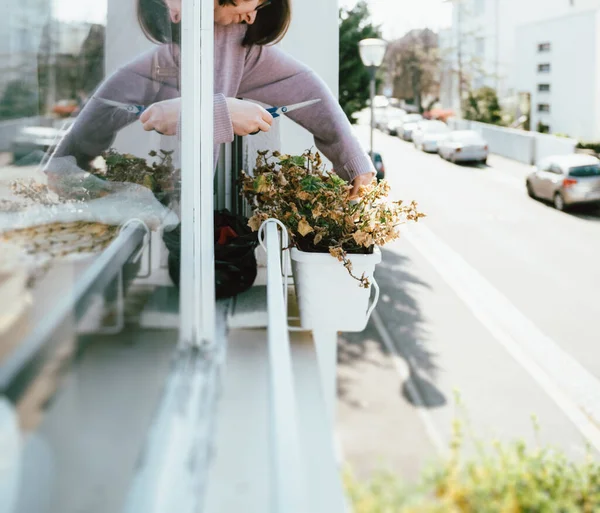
[258,219,348,513]
[260,220,309,512]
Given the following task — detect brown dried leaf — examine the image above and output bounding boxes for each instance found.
[297,219,314,237]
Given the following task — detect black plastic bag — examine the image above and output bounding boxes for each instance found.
[162,210,259,299]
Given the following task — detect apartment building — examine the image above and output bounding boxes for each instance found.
[440,0,600,126]
[515,8,600,140]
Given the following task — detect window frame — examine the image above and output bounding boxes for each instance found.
[538,63,551,73]
[179,0,216,347]
[538,42,551,53]
[537,103,551,113]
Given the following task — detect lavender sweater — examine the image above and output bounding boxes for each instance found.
[53,24,375,182]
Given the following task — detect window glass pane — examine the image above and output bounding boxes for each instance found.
[569,165,600,177]
[1,0,182,510]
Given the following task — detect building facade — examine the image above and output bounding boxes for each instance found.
[516,9,600,140]
[440,0,600,132]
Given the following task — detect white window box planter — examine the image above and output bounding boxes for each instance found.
[290,247,381,332]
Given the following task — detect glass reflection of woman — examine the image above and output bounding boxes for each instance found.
[50,0,375,196]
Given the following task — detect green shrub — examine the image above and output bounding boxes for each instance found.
[463,87,503,126]
[345,417,600,512]
[576,142,600,154]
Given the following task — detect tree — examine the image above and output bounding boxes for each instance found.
[439,0,490,116]
[338,1,382,124]
[384,29,440,113]
[463,86,502,125]
[0,80,38,120]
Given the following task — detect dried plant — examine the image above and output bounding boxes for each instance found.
[241,150,425,287]
[91,149,180,204]
[11,179,66,206]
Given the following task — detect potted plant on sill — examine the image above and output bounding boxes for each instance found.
[241,150,424,332]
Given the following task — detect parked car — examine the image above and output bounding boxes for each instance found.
[411,120,451,153]
[438,130,489,164]
[372,152,385,181]
[384,108,407,135]
[397,114,424,141]
[525,154,600,211]
[11,119,74,164]
[372,96,390,130]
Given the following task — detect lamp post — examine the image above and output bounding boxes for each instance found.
[358,38,388,158]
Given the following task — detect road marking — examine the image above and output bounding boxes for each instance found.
[403,224,600,453]
[371,309,447,455]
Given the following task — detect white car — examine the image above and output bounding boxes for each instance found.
[12,119,75,165]
[411,120,451,153]
[383,108,407,135]
[438,130,489,164]
[397,114,424,141]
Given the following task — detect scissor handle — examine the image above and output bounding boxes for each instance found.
[266,106,280,118]
[250,106,279,135]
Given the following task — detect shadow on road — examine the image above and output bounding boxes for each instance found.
[338,247,447,409]
[530,196,600,221]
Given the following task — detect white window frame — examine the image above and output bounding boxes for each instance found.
[179,0,216,347]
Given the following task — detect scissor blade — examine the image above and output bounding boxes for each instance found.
[281,98,322,114]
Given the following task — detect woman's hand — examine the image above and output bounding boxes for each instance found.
[226,98,273,136]
[350,172,376,199]
[140,98,180,135]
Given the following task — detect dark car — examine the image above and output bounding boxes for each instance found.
[372,152,385,181]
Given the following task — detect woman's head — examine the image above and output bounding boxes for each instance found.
[138,0,291,46]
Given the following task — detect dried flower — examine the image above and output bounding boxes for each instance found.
[241,150,425,287]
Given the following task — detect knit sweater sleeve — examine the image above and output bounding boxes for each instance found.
[238,44,375,182]
[48,45,182,171]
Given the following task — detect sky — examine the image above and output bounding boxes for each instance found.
[339,0,452,40]
[53,0,107,23]
[52,0,453,38]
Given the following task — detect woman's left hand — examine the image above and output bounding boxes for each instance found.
[140,98,180,135]
[350,172,376,199]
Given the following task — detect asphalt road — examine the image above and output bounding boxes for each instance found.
[336,123,600,480]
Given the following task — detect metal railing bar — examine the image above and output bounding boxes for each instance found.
[260,220,308,513]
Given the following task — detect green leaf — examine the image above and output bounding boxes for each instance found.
[291,156,306,167]
[300,175,322,192]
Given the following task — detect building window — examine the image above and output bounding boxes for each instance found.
[537,103,551,112]
[537,121,551,133]
[538,83,551,92]
[538,42,551,52]
[538,63,551,73]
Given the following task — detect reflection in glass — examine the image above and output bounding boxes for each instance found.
[1,0,182,511]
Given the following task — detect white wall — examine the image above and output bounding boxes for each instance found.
[448,117,577,164]
[106,0,165,158]
[516,10,600,140]
[277,0,339,164]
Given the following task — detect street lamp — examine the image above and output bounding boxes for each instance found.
[358,38,388,158]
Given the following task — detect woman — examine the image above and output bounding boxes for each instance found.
[50,0,375,196]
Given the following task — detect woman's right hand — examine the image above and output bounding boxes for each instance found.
[226,98,273,136]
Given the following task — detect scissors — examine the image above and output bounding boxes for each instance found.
[94,97,147,116]
[251,98,321,134]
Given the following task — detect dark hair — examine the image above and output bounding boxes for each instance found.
[137,0,291,47]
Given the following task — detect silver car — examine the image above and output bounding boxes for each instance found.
[412,120,451,152]
[438,130,489,164]
[397,114,424,141]
[526,154,600,211]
